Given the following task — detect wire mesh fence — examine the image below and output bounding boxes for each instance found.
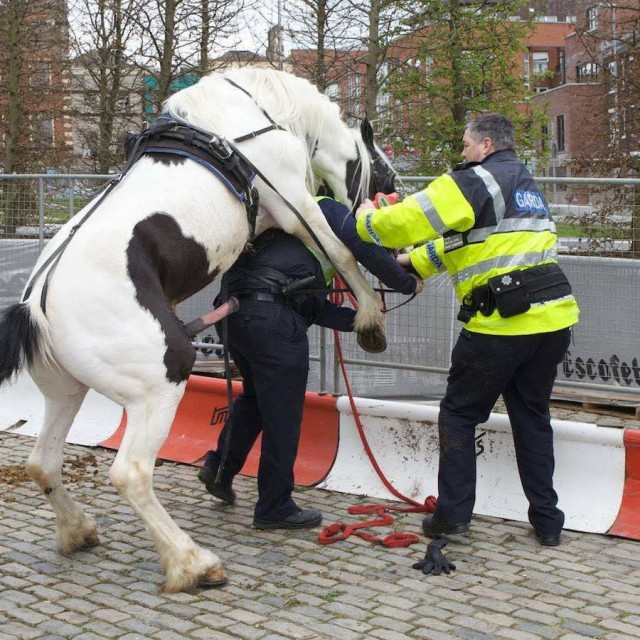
[1,173,639,401]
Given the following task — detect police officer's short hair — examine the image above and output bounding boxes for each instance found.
[467,114,516,152]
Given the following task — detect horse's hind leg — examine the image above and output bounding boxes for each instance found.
[110,389,227,593]
[25,367,99,554]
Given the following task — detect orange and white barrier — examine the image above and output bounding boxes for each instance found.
[100,376,339,486]
[0,371,122,445]
[3,372,639,539]
[320,397,627,535]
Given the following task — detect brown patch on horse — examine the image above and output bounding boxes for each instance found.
[126,213,220,383]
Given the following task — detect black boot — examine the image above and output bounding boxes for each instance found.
[197,451,236,505]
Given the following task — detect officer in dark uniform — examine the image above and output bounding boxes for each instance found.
[198,197,422,530]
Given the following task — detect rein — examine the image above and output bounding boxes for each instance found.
[21,176,122,311]
[294,286,417,314]
[225,78,286,143]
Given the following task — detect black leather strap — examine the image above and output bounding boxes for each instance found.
[236,292,287,305]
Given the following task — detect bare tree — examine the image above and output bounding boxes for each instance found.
[567,2,639,254]
[0,0,72,173]
[135,0,245,114]
[0,0,72,235]
[570,2,639,172]
[286,0,414,137]
[287,0,355,91]
[69,0,144,173]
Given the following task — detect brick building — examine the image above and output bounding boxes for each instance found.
[0,0,74,173]
[532,1,639,176]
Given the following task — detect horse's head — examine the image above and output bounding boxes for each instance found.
[343,119,397,213]
[361,119,397,197]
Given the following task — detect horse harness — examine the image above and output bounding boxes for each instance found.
[124,115,263,235]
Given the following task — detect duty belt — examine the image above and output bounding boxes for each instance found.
[236,292,287,305]
[457,263,572,323]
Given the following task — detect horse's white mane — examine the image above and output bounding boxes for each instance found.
[163,67,370,202]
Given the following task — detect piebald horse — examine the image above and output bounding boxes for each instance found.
[0,67,396,592]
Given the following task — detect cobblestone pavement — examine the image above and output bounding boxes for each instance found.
[2,431,640,640]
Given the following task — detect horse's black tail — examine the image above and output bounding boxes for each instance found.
[0,303,40,385]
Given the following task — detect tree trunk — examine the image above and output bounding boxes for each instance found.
[156,0,177,110]
[199,0,210,76]
[448,0,466,136]
[364,0,381,122]
[4,0,26,236]
[315,1,327,91]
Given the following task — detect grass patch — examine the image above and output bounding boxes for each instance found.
[556,221,631,240]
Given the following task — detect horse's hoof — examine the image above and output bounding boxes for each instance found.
[200,565,228,588]
[58,530,100,556]
[357,327,387,353]
[80,531,101,551]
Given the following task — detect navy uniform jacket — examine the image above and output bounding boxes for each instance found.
[221,198,417,330]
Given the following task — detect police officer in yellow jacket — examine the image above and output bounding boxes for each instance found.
[355,113,579,547]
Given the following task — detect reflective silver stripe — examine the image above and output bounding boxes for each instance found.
[450,248,559,287]
[473,166,506,222]
[466,218,556,244]
[414,190,447,235]
[530,294,574,308]
[467,227,495,243]
[497,218,555,233]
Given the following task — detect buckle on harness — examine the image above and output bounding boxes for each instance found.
[208,133,233,160]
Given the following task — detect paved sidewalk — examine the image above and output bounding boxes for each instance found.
[1,431,640,640]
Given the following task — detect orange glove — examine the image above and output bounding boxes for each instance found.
[373,192,399,208]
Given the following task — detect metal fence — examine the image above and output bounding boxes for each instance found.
[2,173,639,402]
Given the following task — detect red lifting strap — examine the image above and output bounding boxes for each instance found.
[319,276,438,549]
[318,500,437,548]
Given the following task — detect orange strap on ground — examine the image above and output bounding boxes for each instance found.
[319,277,437,547]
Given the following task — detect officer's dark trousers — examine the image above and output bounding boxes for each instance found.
[212,301,310,521]
[436,327,571,536]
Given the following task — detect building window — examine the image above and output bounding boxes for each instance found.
[40,119,54,147]
[532,52,549,74]
[324,83,339,103]
[541,123,549,152]
[587,6,598,31]
[30,63,51,88]
[558,50,566,83]
[556,114,565,152]
[608,107,618,144]
[607,61,618,94]
[576,62,599,82]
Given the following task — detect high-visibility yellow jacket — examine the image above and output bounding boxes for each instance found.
[356,150,579,335]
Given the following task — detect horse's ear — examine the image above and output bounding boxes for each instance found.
[361,118,375,151]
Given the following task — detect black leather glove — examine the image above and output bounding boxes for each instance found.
[412,538,456,576]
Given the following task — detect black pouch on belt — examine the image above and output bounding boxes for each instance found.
[487,270,531,318]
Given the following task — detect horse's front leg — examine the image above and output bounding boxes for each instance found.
[110,388,227,593]
[289,199,386,352]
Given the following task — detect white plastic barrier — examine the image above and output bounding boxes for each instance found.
[0,371,123,446]
[320,397,625,534]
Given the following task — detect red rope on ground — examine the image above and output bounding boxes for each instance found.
[318,276,437,547]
